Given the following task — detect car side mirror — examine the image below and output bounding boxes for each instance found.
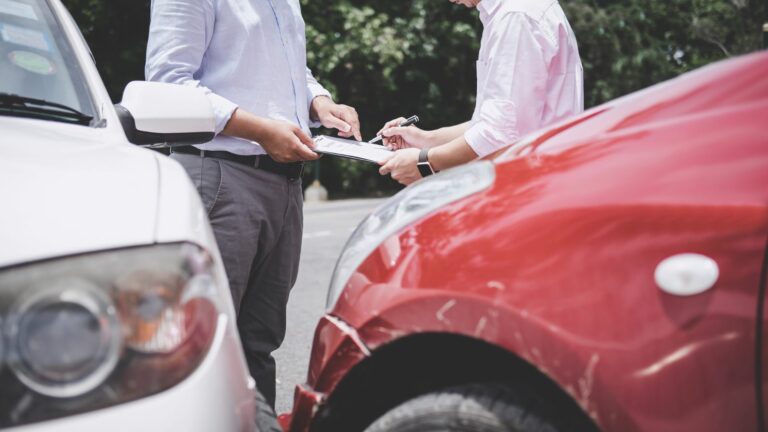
[115,81,215,146]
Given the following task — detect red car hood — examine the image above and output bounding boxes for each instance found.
[494,51,768,164]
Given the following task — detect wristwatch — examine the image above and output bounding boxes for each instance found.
[417,148,436,178]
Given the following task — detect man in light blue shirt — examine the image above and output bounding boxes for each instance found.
[145,0,361,408]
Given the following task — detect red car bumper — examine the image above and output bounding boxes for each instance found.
[281,314,371,432]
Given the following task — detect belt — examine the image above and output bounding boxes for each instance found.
[172,146,304,180]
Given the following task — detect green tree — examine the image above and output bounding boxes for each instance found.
[562,0,761,105]
[63,0,763,198]
[64,0,150,98]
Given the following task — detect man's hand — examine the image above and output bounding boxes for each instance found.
[223,109,319,163]
[255,117,320,162]
[379,148,422,186]
[310,96,362,141]
[377,117,434,150]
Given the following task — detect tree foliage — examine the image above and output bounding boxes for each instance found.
[62,0,763,197]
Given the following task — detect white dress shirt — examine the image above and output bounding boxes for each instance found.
[465,0,584,157]
[145,0,331,155]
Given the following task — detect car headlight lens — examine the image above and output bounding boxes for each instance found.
[327,162,495,310]
[7,279,122,398]
[0,243,221,428]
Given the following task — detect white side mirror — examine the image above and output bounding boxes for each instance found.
[116,81,215,146]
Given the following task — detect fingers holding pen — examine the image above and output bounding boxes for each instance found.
[382,126,419,150]
[377,117,407,137]
[378,117,406,148]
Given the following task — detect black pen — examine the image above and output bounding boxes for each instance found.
[368,115,420,144]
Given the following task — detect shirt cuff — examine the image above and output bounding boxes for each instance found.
[464,99,520,158]
[307,83,332,129]
[206,92,238,135]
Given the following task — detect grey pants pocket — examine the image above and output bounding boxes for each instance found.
[200,158,223,215]
[171,154,223,215]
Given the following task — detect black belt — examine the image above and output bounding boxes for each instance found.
[172,146,304,180]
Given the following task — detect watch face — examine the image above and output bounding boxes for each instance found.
[417,162,435,177]
[417,148,435,177]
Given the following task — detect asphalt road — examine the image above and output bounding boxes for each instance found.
[274,198,387,414]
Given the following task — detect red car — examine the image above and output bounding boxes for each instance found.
[284,52,768,432]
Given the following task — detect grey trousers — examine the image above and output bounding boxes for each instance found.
[171,153,303,409]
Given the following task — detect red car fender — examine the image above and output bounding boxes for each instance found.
[354,290,618,421]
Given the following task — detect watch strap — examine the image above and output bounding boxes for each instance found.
[417,148,435,178]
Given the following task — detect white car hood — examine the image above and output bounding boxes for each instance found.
[0,118,160,268]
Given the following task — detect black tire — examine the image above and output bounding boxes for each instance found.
[255,390,282,432]
[363,384,560,432]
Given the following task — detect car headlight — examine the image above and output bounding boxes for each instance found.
[7,279,122,398]
[0,243,221,428]
[327,162,495,310]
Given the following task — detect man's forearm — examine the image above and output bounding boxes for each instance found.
[222,108,269,142]
[428,135,479,172]
[221,108,319,162]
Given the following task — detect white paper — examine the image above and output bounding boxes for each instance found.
[0,0,37,21]
[0,23,49,51]
[313,135,393,164]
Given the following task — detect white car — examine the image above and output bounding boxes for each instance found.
[0,0,276,430]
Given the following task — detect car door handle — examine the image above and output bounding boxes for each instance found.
[655,253,719,296]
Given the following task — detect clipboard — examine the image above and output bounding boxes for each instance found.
[313,135,393,164]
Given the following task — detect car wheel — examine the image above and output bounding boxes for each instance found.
[255,390,282,432]
[363,384,560,432]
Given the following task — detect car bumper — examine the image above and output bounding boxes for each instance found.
[8,315,257,432]
[283,314,370,432]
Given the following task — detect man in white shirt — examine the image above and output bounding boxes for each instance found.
[145,0,360,408]
[379,0,583,184]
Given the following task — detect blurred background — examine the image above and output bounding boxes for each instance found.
[61,0,763,198]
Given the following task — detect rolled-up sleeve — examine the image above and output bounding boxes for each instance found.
[145,0,237,134]
[306,67,331,105]
[305,67,331,128]
[465,13,551,157]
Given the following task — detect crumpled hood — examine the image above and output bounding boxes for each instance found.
[0,118,160,268]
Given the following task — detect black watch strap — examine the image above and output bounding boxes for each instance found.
[417,148,436,178]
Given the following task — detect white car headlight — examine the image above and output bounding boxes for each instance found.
[0,243,221,427]
[327,162,495,310]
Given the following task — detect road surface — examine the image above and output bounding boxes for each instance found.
[274,198,386,414]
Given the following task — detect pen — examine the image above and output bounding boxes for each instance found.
[368,115,420,144]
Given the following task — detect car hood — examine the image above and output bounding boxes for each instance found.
[0,118,160,268]
[494,51,768,162]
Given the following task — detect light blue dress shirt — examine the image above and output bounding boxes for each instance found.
[145,0,331,155]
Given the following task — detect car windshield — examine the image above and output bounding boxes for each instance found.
[0,0,97,125]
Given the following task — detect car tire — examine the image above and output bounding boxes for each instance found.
[255,390,282,432]
[363,384,560,432]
